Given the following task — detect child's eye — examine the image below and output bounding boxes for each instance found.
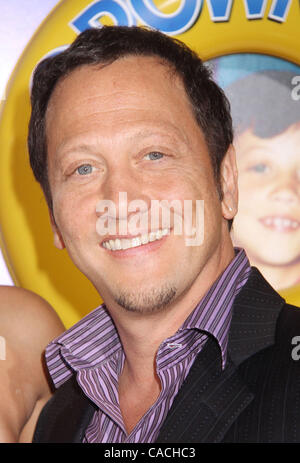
[250,163,268,173]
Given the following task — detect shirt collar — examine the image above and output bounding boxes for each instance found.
[46,248,250,386]
[178,247,251,368]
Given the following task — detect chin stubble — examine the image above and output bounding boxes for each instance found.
[115,285,177,314]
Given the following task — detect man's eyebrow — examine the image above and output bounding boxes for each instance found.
[128,123,192,146]
[56,142,104,159]
[57,123,191,156]
[59,143,97,154]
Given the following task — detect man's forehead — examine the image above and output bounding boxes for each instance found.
[45,54,193,131]
[49,55,181,101]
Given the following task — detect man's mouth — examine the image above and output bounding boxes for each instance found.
[102,228,170,251]
[259,216,300,232]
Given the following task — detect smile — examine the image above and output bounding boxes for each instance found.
[259,216,300,232]
[102,228,170,251]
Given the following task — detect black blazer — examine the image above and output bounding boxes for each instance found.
[33,268,300,443]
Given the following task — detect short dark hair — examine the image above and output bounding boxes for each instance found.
[28,26,233,217]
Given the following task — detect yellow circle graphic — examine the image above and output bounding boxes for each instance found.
[1,0,300,327]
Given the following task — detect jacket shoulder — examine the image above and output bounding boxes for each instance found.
[275,303,300,346]
[224,303,300,442]
[33,375,96,443]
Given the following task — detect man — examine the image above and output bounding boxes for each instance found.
[0,285,64,442]
[224,70,300,292]
[28,26,300,443]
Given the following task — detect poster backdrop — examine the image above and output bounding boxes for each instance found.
[0,0,59,285]
[0,0,299,327]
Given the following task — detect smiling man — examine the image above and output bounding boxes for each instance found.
[28,26,300,443]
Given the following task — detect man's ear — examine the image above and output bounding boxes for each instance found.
[220,144,239,220]
[49,209,65,250]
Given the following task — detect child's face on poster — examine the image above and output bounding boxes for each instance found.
[232,123,300,272]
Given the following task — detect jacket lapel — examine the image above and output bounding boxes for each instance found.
[156,267,286,443]
[227,267,285,366]
[156,337,254,443]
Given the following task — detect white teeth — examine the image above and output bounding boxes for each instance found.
[141,233,149,245]
[149,232,156,242]
[156,230,162,240]
[102,228,169,251]
[263,217,300,230]
[274,218,281,227]
[122,239,131,250]
[131,237,141,247]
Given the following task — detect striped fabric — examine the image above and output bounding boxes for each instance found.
[45,248,250,443]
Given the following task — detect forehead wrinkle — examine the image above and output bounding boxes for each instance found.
[48,56,167,98]
[46,56,189,118]
[45,56,206,163]
[55,120,192,159]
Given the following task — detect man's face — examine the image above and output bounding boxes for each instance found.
[232,125,300,267]
[46,56,236,314]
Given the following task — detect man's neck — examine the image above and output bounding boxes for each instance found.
[106,242,236,384]
[103,241,236,433]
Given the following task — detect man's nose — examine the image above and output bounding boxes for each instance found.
[99,169,149,220]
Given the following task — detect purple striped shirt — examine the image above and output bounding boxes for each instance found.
[46,248,250,443]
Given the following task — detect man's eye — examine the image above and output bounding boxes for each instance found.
[76,164,93,175]
[144,152,164,161]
